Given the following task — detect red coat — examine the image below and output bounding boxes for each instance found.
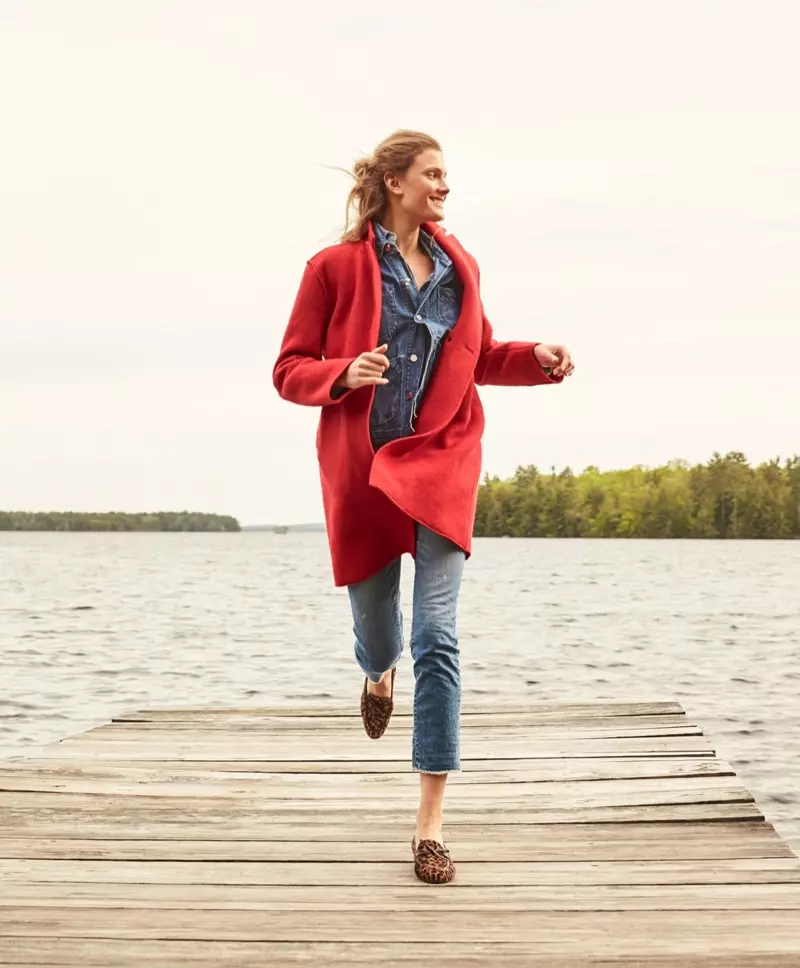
[273,221,561,586]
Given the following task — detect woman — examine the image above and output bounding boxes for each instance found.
[273,130,573,884]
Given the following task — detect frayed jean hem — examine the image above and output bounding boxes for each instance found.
[364,669,389,684]
[360,659,400,685]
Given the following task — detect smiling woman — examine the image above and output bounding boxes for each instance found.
[341,131,448,244]
[272,128,573,885]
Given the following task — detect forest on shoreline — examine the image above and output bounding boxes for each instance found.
[474,452,800,539]
[0,511,240,532]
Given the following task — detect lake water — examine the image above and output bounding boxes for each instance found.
[1,533,798,852]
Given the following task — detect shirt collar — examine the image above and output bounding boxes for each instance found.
[372,219,396,260]
[372,219,452,268]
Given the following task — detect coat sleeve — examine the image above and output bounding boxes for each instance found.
[474,312,562,387]
[272,261,357,407]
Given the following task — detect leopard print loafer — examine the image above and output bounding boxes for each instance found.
[360,666,396,739]
[411,837,456,884]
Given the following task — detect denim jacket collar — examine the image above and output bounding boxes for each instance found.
[372,218,452,269]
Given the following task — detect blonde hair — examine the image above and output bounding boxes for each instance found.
[341,130,441,243]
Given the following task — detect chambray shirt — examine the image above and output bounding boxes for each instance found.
[369,220,463,448]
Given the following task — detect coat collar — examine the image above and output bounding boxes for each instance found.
[420,222,479,292]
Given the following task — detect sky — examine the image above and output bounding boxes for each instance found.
[2,0,798,525]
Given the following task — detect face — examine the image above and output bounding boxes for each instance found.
[385,148,449,223]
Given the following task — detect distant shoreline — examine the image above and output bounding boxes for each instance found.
[3,451,798,538]
[0,511,240,532]
[0,513,324,534]
[242,523,325,533]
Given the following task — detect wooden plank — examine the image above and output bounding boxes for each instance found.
[1,820,781,845]
[3,908,800,949]
[81,727,707,746]
[58,725,706,742]
[97,714,697,731]
[40,736,715,760]
[3,940,800,967]
[112,700,687,719]
[0,805,765,839]
[0,823,790,861]
[4,858,800,887]
[0,806,766,838]
[0,756,717,773]
[5,882,800,910]
[0,774,754,807]
[0,757,735,797]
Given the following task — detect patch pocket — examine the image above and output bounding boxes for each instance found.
[370,357,402,426]
[437,283,462,326]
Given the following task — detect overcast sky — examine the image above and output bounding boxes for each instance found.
[2,0,798,525]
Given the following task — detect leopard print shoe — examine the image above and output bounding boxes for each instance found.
[360,666,396,739]
[412,837,456,884]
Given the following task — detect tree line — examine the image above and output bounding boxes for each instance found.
[0,511,241,532]
[3,453,798,537]
[474,453,800,539]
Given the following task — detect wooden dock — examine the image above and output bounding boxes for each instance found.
[1,699,799,966]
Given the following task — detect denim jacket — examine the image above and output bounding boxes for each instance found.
[369,220,463,448]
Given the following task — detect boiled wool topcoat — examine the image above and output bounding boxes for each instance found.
[273,221,562,587]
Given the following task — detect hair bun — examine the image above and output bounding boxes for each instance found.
[352,157,373,181]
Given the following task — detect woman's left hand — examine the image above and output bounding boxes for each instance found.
[535,343,574,378]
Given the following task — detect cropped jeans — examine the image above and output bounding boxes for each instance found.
[347,524,465,774]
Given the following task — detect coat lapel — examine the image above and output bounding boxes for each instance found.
[422,222,482,352]
[363,222,385,351]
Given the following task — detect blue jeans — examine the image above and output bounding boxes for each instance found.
[347,524,465,774]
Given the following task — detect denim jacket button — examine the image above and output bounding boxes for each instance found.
[406,391,413,400]
[410,354,418,362]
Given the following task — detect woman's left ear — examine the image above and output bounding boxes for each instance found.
[384,172,401,196]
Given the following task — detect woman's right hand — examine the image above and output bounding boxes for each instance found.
[336,344,390,389]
